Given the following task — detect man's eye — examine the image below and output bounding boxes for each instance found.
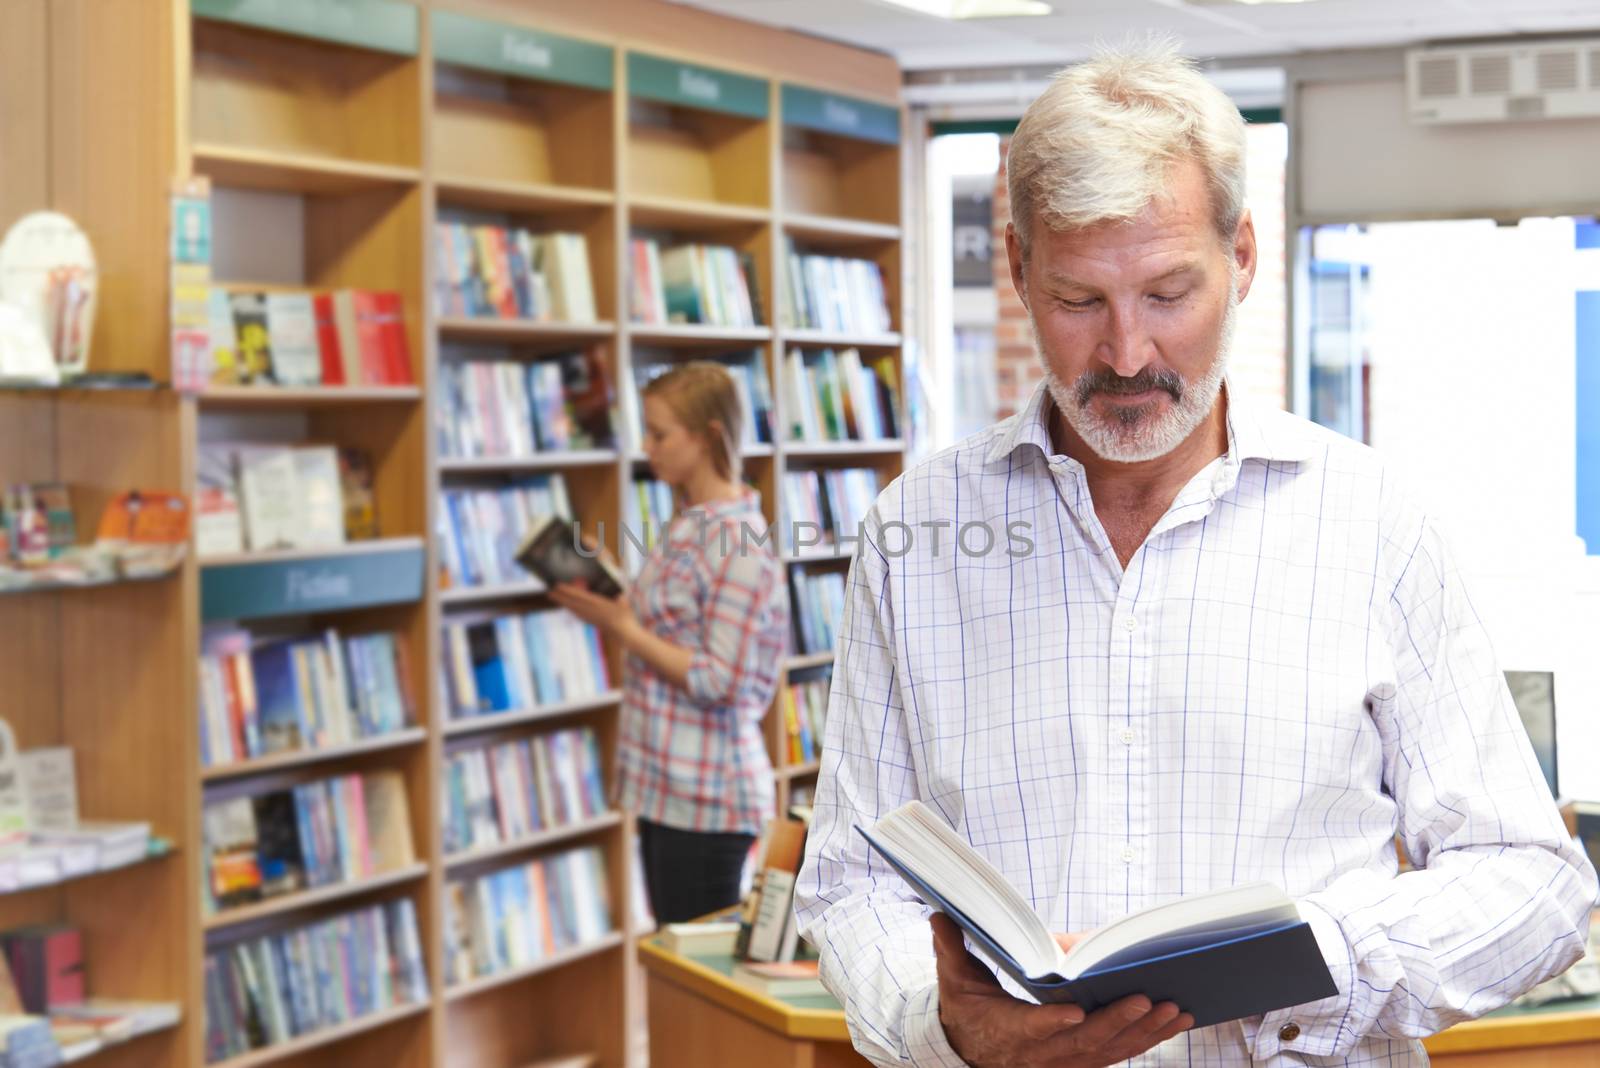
[1150,292,1187,304]
[1059,297,1098,310]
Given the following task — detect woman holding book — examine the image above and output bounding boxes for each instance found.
[550,362,788,925]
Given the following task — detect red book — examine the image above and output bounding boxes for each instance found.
[345,290,388,385]
[375,291,414,385]
[4,925,83,1013]
[311,293,344,385]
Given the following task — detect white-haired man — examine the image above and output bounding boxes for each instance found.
[795,42,1596,1068]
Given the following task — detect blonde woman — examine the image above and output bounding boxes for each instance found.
[551,361,788,924]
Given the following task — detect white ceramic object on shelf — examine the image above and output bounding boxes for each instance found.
[0,210,98,378]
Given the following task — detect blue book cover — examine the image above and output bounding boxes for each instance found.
[857,816,1337,1028]
[467,621,512,712]
[524,612,561,706]
[250,642,305,754]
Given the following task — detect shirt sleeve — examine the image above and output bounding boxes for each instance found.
[794,508,970,1067]
[682,521,782,707]
[1241,507,1597,1059]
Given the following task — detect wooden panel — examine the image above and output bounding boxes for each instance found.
[1431,1043,1600,1067]
[782,135,899,224]
[646,971,815,1068]
[0,0,49,228]
[305,186,428,375]
[446,946,628,1067]
[441,0,900,102]
[49,0,181,379]
[434,75,613,191]
[190,19,421,167]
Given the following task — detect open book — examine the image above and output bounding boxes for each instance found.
[515,515,625,599]
[859,801,1337,1027]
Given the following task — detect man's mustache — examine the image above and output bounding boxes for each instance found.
[1073,367,1184,407]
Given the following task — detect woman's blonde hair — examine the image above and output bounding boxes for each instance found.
[641,361,743,481]
[1007,39,1247,258]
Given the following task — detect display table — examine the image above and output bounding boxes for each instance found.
[638,936,1600,1067]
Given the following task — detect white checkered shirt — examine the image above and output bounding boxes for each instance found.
[795,379,1596,1067]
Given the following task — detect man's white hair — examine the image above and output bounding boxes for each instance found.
[1007,39,1247,256]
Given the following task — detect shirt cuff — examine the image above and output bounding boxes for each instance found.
[902,981,971,1067]
[1240,898,1356,1059]
[684,652,729,705]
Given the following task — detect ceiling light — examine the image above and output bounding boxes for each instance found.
[873,0,1053,19]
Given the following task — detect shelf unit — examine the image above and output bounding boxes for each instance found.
[9,0,901,1065]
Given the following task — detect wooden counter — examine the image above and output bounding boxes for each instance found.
[639,935,1600,1067]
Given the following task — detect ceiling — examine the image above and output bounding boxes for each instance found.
[672,0,1600,71]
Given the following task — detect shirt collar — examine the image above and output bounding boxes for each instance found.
[682,486,763,522]
[985,376,1318,468]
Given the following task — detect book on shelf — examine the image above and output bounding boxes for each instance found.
[781,669,832,766]
[731,959,825,998]
[658,921,740,956]
[200,443,379,556]
[442,844,613,986]
[629,239,761,328]
[779,240,892,336]
[782,467,880,553]
[208,287,413,388]
[197,627,415,768]
[624,351,773,452]
[441,609,611,719]
[789,566,846,656]
[433,222,597,324]
[515,516,624,599]
[622,477,675,577]
[202,899,428,1062]
[437,475,570,590]
[860,800,1337,1027]
[781,348,900,444]
[201,769,415,914]
[441,726,608,856]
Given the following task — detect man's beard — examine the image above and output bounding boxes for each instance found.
[1041,283,1237,464]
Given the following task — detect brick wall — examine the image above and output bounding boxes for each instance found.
[989,124,1289,420]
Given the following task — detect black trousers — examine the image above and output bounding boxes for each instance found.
[637,818,755,926]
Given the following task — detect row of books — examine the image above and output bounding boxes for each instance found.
[624,353,774,450]
[436,353,615,460]
[442,726,608,856]
[442,610,611,719]
[433,223,597,324]
[209,288,414,388]
[437,476,570,590]
[629,240,762,328]
[782,348,901,443]
[196,445,377,557]
[781,670,832,766]
[442,846,613,985]
[202,900,428,1063]
[782,468,881,553]
[197,629,415,769]
[790,565,846,656]
[778,243,892,337]
[621,477,674,577]
[202,770,415,913]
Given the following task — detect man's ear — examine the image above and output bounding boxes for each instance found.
[1231,209,1258,304]
[1005,221,1030,312]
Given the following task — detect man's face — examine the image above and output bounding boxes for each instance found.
[1006,158,1256,463]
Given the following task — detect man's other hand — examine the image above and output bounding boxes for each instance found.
[930,912,1194,1068]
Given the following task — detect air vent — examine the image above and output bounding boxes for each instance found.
[1536,49,1579,92]
[1469,53,1512,95]
[1416,56,1459,98]
[1409,38,1600,124]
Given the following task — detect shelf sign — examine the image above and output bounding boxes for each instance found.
[190,0,419,56]
[782,85,899,144]
[627,53,768,119]
[431,12,612,91]
[200,544,424,621]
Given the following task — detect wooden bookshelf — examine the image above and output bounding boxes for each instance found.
[6,1,901,1065]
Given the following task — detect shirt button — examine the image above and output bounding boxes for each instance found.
[1120,846,1136,863]
[1121,616,1137,633]
[1279,1022,1301,1043]
[1119,727,1136,745]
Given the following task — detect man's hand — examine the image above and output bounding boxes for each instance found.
[931,913,1193,1068]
